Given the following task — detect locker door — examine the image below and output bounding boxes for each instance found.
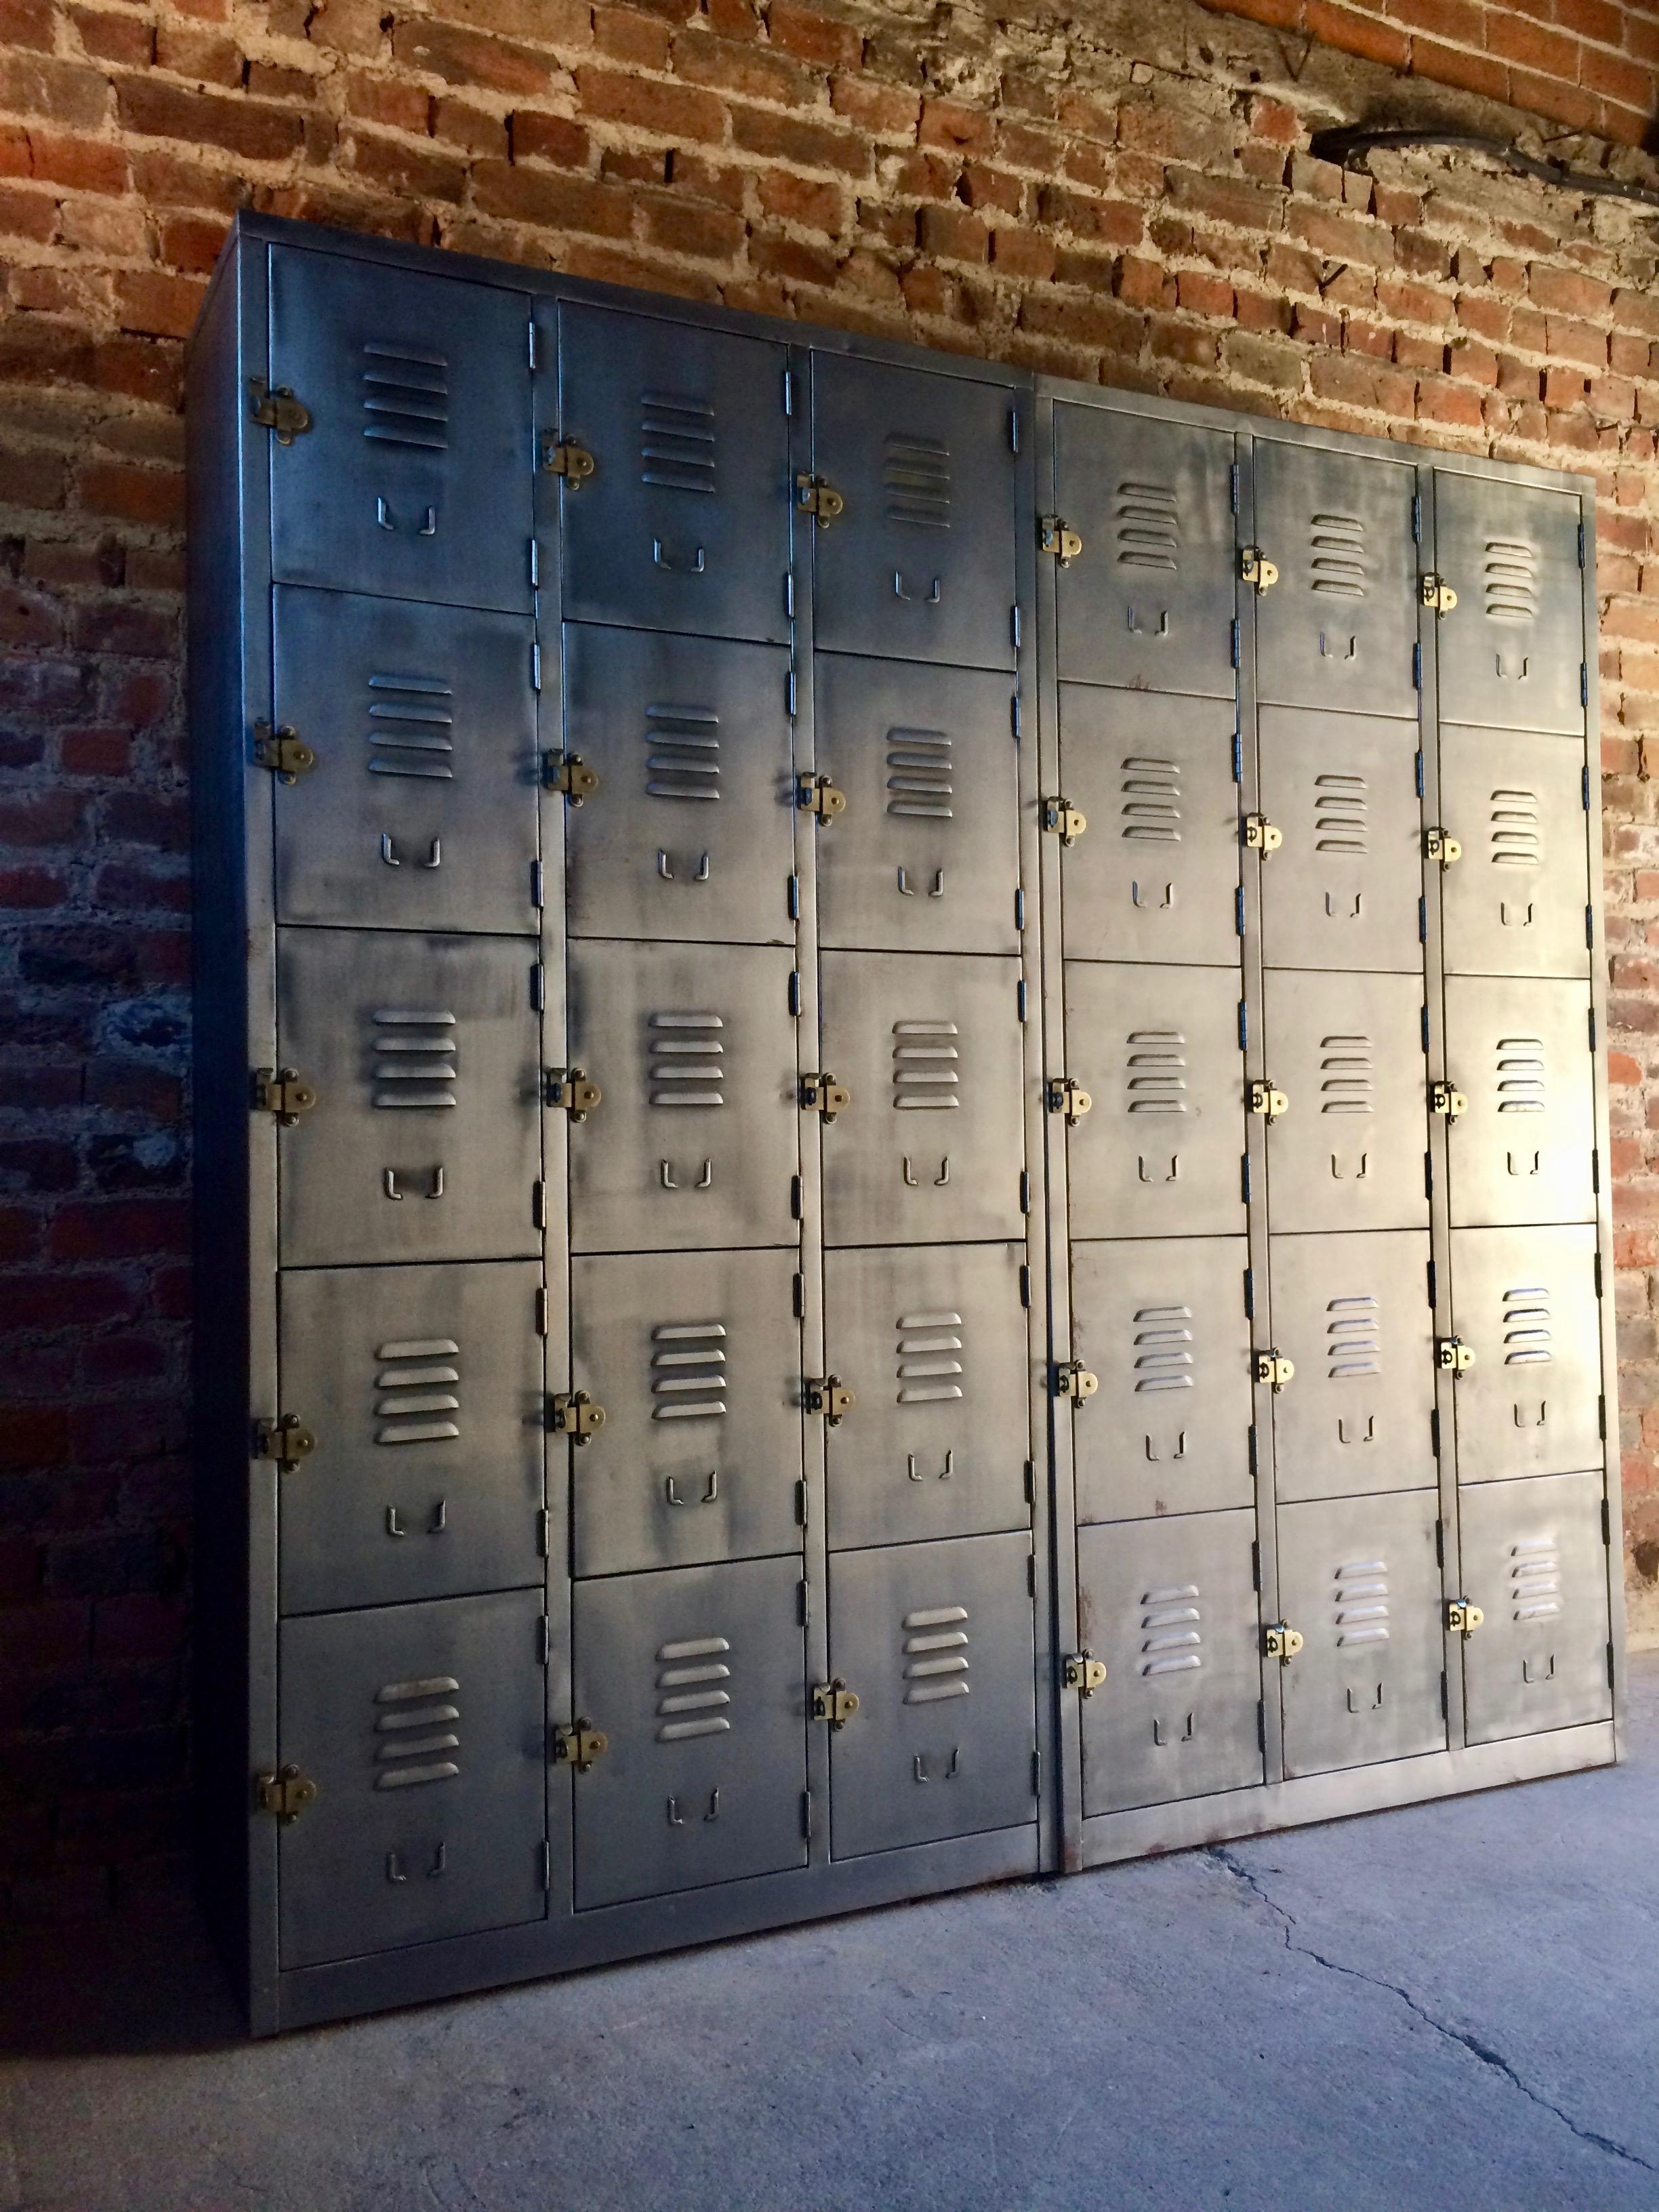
[1054,688,1240,968]
[1275,1490,1446,1778]
[1458,1471,1612,1743]
[1069,1235,1253,1522]
[1076,1509,1263,1816]
[563,628,796,949]
[570,1557,807,1910]
[1050,407,1236,695]
[277,1261,544,1614]
[1448,1224,1602,1483]
[274,928,542,1269]
[277,1590,546,1971]
[1256,708,1423,975]
[822,1243,1029,1551]
[568,1249,802,1578]
[811,357,1017,669]
[1261,970,1429,1236]
[819,951,1025,1248]
[555,304,790,644]
[1443,977,1595,1227]
[1252,442,1418,719]
[565,940,798,1255]
[815,658,1020,957]
[827,1532,1037,1858]
[1434,474,1584,737]
[267,247,532,612]
[1438,726,1592,979]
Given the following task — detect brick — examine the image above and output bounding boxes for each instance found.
[472,160,634,237]
[768,3,861,69]
[114,77,305,163]
[0,54,108,130]
[757,167,844,230]
[575,67,727,144]
[342,130,469,201]
[916,203,987,262]
[637,192,745,258]
[76,462,185,531]
[674,31,815,104]
[512,112,591,168]
[1305,1,1409,67]
[830,73,917,136]
[918,98,994,155]
[25,133,129,197]
[730,104,869,173]
[390,19,554,96]
[1411,39,1511,103]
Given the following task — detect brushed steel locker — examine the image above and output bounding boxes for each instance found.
[274,928,542,1269]
[570,1556,808,1910]
[1458,1471,1612,1744]
[1437,724,1592,979]
[1448,1224,1602,1483]
[1063,962,1246,1243]
[565,939,798,1255]
[1442,977,1595,1227]
[1261,970,1429,1235]
[818,951,1025,1249]
[562,625,796,949]
[567,1248,803,1578]
[1434,472,1585,736]
[554,303,790,645]
[270,587,539,934]
[827,1532,1037,1859]
[1069,1235,1252,1523]
[1054,687,1240,968]
[1076,1509,1264,1816]
[276,1589,547,1971]
[1252,441,1418,720]
[821,1242,1029,1551]
[810,357,1017,670]
[1050,406,1237,695]
[276,1261,545,1615]
[268,248,532,613]
[1265,1230,1436,1504]
[814,657,1021,957]
[1256,707,1424,975]
[1275,1489,1446,1779]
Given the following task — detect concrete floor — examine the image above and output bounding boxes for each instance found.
[3,1658,1657,2211]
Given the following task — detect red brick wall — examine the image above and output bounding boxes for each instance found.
[2,0,1657,1914]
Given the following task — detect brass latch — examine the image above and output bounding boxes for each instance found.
[1063,1652,1107,1696]
[1264,1624,1303,1662]
[1430,1080,1465,1118]
[1248,1080,1288,1122]
[1254,1351,1294,1391]
[1447,1598,1484,1635]
[811,1679,860,1728]
[796,773,846,821]
[1425,827,1462,864]
[1437,1336,1474,1374]
[249,378,312,445]
[554,1721,608,1770]
[801,1073,850,1122]
[1243,813,1282,853]
[1420,573,1458,613]
[546,1068,602,1120]
[252,721,315,783]
[1042,796,1087,846]
[796,473,844,523]
[543,438,596,483]
[254,1414,316,1471]
[805,1375,855,1425]
[1240,546,1279,592]
[544,752,599,804]
[550,1391,606,1443]
[1039,514,1083,566]
[1055,1360,1099,1406]
[253,1067,317,1125]
[255,1765,318,1822]
[1046,1076,1092,1125]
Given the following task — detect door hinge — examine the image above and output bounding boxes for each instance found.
[1240,546,1279,592]
[1263,1623,1303,1662]
[796,472,844,523]
[811,1679,859,1727]
[537,1507,552,1558]
[1446,1598,1483,1635]
[248,377,312,445]
[1254,1350,1294,1391]
[1042,796,1086,845]
[1038,513,1082,565]
[1248,1080,1288,1122]
[1046,1075,1092,1125]
[553,1721,608,1770]
[550,1389,606,1442]
[1420,572,1458,613]
[1242,812,1282,853]
[253,1414,316,1471]
[255,1764,318,1821]
[1063,1652,1107,1696]
[796,772,846,821]
[546,1067,601,1120]
[800,1072,850,1122]
[543,437,596,483]
[543,751,599,804]
[1425,827,1462,864]
[252,1067,316,1124]
[1054,1359,1098,1405]
[1429,1080,1466,1118]
[804,1374,855,1425]
[251,720,315,783]
[1437,1336,1474,1373]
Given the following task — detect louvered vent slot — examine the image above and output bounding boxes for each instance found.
[1318,1033,1372,1115]
[1502,1283,1552,1366]
[371,1008,457,1110]
[1309,510,1367,598]
[886,728,953,819]
[895,1309,964,1404]
[644,703,720,803]
[1122,756,1181,843]
[651,1319,727,1421]
[640,390,716,495]
[1126,1030,1187,1115]
[367,672,455,781]
[374,1673,460,1788]
[1139,1581,1202,1675]
[1490,788,1541,869]
[884,433,951,529]
[1484,537,1538,623]
[1326,1295,1380,1380]
[1495,1035,1546,1114]
[902,1603,969,1704]
[655,1634,732,1741]
[1332,1557,1389,1646]
[1510,1535,1561,1621]
[375,1336,461,1445]
[1314,772,1368,854]
[893,1019,959,1111]
[649,1012,724,1107]
[1115,480,1178,571]
[1132,1304,1193,1393]
[361,342,448,451]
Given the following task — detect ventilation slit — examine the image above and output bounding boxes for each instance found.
[1502,1284,1552,1366]
[1510,1534,1561,1620]
[1139,1581,1202,1675]
[1122,756,1181,844]
[884,433,951,529]
[1484,537,1538,623]
[1132,1305,1193,1393]
[1126,1029,1187,1114]
[649,1011,724,1107]
[367,672,455,782]
[371,1008,457,1110]
[1115,480,1178,571]
[375,1335,461,1444]
[903,1603,970,1702]
[1490,788,1541,869]
[1314,772,1368,855]
[1326,1294,1380,1380]
[886,728,954,819]
[1319,1033,1373,1115]
[644,703,720,802]
[1333,1557,1389,1646]
[893,1019,960,1111]
[640,390,716,495]
[655,1633,733,1739]
[651,1319,727,1420]
[361,342,448,451]
[897,1309,964,1404]
[373,1673,461,1788]
[1309,510,1367,598]
[1495,1035,1546,1114]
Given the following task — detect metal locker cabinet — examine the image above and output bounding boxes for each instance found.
[1053,688,1240,968]
[1441,976,1596,1228]
[276,1261,546,1614]
[1458,1471,1612,1744]
[1255,708,1424,975]
[1050,405,1237,696]
[1076,1509,1264,1816]
[267,247,533,613]
[1437,724,1593,980]
[1447,1223,1603,1484]
[1433,473,1586,737]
